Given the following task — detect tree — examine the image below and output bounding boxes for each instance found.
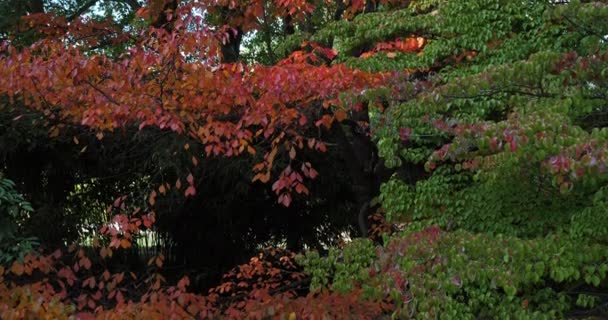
[0,0,407,239]
[2,0,608,318]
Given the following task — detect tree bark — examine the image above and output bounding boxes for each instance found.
[27,0,44,14]
[283,14,294,35]
[331,121,375,237]
[151,0,178,30]
[220,27,243,63]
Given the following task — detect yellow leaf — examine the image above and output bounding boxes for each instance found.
[49,127,60,138]
[386,52,397,58]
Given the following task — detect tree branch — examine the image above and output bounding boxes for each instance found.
[67,0,99,22]
[124,0,142,11]
[84,79,121,106]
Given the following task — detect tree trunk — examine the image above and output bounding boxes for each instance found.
[220,27,243,63]
[331,121,375,237]
[30,0,44,13]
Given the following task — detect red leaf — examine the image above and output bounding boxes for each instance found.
[399,127,412,141]
[309,167,318,179]
[185,185,196,197]
[177,276,190,290]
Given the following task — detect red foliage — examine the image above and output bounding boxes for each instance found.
[0,10,387,207]
[1,244,389,319]
[0,2,401,318]
[360,37,426,58]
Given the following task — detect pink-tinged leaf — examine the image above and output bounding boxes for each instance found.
[278,193,292,207]
[187,173,194,185]
[399,127,412,141]
[490,137,499,151]
[177,276,190,290]
[308,167,318,179]
[272,179,283,192]
[185,185,196,197]
[73,312,95,320]
[316,142,327,152]
[148,191,156,206]
[295,183,309,195]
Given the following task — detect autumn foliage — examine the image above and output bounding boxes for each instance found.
[3,0,608,319]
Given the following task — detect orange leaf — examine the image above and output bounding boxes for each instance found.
[10,262,24,276]
[148,190,156,206]
[120,239,131,249]
[335,109,347,122]
[49,127,60,138]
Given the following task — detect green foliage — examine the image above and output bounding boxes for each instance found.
[303,227,608,319]
[0,176,38,265]
[298,0,608,318]
[373,0,608,239]
[297,238,376,293]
